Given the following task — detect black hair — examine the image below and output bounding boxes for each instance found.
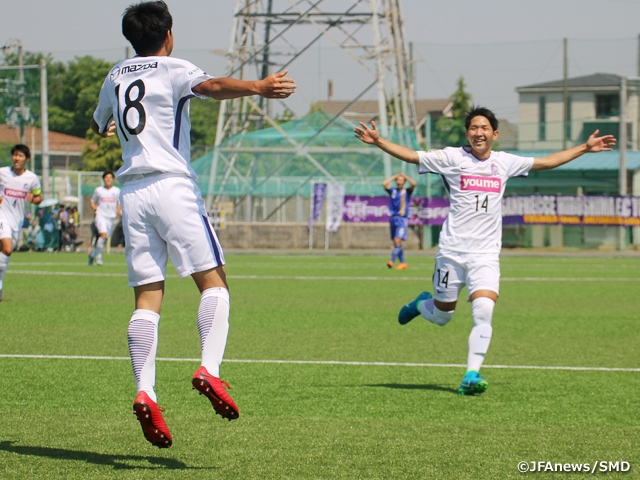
[465,106,499,131]
[122,1,173,56]
[102,171,115,180]
[11,144,30,159]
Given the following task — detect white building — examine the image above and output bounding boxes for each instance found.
[516,73,638,151]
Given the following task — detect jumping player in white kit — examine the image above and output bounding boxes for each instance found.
[0,144,42,302]
[354,107,615,396]
[88,171,121,266]
[92,1,295,448]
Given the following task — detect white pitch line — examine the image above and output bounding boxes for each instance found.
[7,269,640,282]
[0,354,637,372]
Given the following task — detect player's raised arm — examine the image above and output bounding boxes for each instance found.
[531,129,616,171]
[404,174,417,189]
[354,121,419,164]
[194,70,297,100]
[382,173,400,189]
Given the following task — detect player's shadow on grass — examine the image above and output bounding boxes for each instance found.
[367,383,459,394]
[0,441,206,470]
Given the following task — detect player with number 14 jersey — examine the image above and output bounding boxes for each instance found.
[418,147,533,254]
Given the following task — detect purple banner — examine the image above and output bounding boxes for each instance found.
[340,195,640,227]
[309,183,327,228]
[342,195,449,225]
[502,195,640,227]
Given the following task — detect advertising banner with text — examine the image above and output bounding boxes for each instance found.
[342,195,449,225]
[341,195,640,227]
[502,195,640,227]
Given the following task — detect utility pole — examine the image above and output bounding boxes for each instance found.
[619,76,628,251]
[17,40,26,144]
[40,58,50,200]
[562,38,568,150]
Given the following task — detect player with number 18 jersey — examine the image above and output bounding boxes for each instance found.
[92,0,297,448]
[93,57,213,184]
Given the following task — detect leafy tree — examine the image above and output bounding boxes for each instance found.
[450,76,472,120]
[82,128,123,172]
[190,97,220,156]
[434,76,473,147]
[49,56,112,138]
[0,51,65,128]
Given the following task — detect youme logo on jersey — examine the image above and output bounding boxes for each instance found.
[460,175,502,193]
[3,188,27,198]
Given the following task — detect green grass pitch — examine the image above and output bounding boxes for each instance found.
[0,252,638,479]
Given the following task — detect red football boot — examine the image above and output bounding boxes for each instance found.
[133,391,172,448]
[192,366,239,420]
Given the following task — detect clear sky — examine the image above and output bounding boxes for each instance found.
[1,0,639,122]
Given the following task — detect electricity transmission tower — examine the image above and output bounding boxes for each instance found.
[207,0,417,212]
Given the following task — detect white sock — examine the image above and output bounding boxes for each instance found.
[127,309,160,402]
[467,297,495,372]
[0,253,9,290]
[92,237,105,259]
[197,287,230,377]
[418,298,454,326]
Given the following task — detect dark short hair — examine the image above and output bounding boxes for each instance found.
[11,144,30,159]
[465,106,499,131]
[122,1,173,56]
[102,171,115,180]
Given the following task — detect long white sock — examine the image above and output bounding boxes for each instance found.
[418,298,454,326]
[127,309,160,402]
[91,237,105,260]
[467,297,495,372]
[197,287,230,377]
[0,253,9,290]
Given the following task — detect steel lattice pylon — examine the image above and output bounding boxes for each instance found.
[206,0,417,213]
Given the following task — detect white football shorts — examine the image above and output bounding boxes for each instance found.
[94,214,115,237]
[120,174,225,287]
[0,217,18,246]
[431,249,500,302]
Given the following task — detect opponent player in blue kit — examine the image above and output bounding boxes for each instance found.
[92,1,296,447]
[382,173,416,270]
[355,107,615,396]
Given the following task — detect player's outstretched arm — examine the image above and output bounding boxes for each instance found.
[194,70,297,100]
[531,130,616,171]
[354,121,419,164]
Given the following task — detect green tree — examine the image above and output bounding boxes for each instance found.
[49,56,112,138]
[82,129,123,172]
[190,97,220,159]
[434,76,473,147]
[450,76,472,120]
[0,51,65,128]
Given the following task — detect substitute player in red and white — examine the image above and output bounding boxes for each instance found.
[92,1,295,448]
[0,144,42,302]
[88,171,121,266]
[355,106,615,396]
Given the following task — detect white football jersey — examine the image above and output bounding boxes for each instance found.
[92,186,121,219]
[0,167,41,231]
[418,146,534,254]
[93,56,214,184]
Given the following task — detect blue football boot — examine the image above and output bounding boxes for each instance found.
[458,370,488,396]
[398,291,432,325]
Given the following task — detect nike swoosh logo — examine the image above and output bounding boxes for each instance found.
[479,335,491,338]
